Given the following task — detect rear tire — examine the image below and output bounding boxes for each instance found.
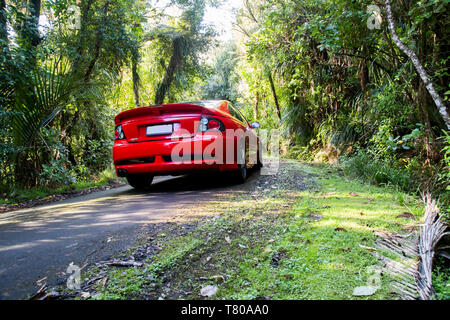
[234,164,247,183]
[234,140,247,183]
[127,174,154,191]
[256,142,263,169]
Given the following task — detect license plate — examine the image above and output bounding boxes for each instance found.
[146,124,173,136]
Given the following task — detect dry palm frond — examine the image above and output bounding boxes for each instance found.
[373,232,420,300]
[416,193,449,300]
[366,192,448,300]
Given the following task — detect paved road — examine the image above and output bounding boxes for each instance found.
[0,172,258,299]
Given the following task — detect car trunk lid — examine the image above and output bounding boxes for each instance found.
[115,104,215,143]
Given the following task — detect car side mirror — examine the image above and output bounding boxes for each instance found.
[251,121,260,129]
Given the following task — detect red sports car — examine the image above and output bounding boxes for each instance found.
[113,100,262,190]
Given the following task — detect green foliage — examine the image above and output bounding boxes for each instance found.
[40,158,76,187]
[84,138,114,173]
[202,42,240,103]
[437,130,450,218]
[432,258,450,300]
[230,0,449,202]
[338,150,416,192]
[11,59,77,149]
[439,130,450,185]
[0,0,149,190]
[38,127,75,187]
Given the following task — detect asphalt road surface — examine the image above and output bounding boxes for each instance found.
[0,172,259,299]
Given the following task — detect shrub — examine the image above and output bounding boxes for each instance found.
[337,150,414,192]
[40,158,76,187]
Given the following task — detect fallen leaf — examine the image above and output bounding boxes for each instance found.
[352,286,377,296]
[199,285,218,297]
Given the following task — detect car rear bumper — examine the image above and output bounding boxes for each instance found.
[113,134,238,176]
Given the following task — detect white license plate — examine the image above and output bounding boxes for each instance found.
[146,124,173,136]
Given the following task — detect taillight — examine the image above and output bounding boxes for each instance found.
[115,125,125,140]
[199,116,225,132]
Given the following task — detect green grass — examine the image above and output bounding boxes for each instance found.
[217,165,422,300]
[77,161,425,300]
[0,167,122,206]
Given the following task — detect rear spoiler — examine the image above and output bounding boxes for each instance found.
[115,103,216,125]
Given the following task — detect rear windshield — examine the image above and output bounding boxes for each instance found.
[180,100,223,109]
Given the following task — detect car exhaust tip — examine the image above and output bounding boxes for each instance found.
[117,169,128,177]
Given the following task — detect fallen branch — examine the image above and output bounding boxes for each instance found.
[97,259,143,267]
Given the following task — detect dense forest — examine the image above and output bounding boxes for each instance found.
[0,0,449,209]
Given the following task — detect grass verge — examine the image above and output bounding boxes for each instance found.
[73,160,426,300]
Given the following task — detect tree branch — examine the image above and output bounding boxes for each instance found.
[385,0,449,129]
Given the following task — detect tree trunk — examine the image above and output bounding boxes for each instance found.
[254,91,259,120]
[20,0,41,48]
[267,71,281,121]
[72,0,95,73]
[0,0,7,43]
[84,0,110,83]
[385,0,449,129]
[132,57,140,107]
[154,36,184,105]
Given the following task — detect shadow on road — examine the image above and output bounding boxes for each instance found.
[124,167,261,194]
